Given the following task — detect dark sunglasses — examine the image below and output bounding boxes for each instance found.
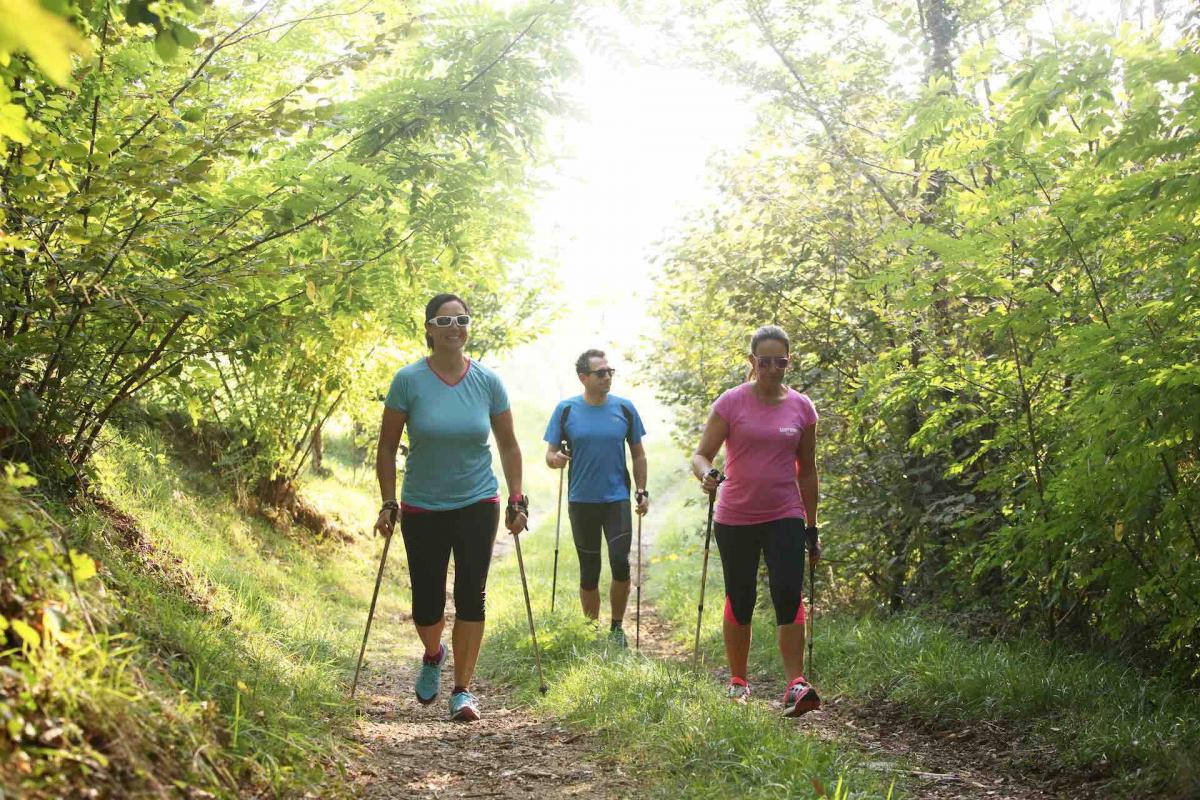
[753,356,790,369]
[427,314,471,327]
[583,367,616,378]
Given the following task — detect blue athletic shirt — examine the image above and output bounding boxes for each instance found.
[384,358,509,511]
[543,394,646,504]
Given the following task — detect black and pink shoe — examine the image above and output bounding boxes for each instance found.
[781,676,820,718]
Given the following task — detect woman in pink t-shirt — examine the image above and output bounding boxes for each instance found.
[691,325,821,717]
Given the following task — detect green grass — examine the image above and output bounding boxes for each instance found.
[645,493,1200,798]
[484,629,893,800]
[475,557,899,799]
[817,615,1200,795]
[53,422,413,798]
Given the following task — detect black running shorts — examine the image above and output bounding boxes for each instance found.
[567,500,632,590]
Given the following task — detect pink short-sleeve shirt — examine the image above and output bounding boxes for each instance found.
[712,383,818,526]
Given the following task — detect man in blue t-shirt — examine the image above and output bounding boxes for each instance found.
[543,349,649,647]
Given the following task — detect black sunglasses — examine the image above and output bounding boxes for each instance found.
[753,356,790,369]
[583,367,616,378]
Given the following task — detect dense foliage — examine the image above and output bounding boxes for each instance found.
[0,465,119,798]
[647,0,1200,672]
[2,0,572,490]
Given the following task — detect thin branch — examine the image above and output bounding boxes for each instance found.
[745,0,911,223]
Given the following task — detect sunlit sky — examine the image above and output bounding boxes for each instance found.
[492,11,756,423]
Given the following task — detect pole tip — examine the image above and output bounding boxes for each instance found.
[539,685,549,695]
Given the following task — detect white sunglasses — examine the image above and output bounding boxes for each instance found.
[426,314,472,327]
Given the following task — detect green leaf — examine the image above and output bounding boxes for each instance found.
[70,550,96,583]
[172,24,201,49]
[11,619,40,648]
[154,30,179,61]
[0,0,91,85]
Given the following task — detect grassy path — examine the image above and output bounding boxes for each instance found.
[339,455,1197,800]
[91,408,1184,799]
[625,485,1057,799]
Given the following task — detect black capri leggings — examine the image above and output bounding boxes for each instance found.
[567,500,632,590]
[399,500,500,626]
[714,517,807,626]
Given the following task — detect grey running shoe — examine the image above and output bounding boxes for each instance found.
[726,678,751,703]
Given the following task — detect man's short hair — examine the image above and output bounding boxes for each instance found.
[575,349,606,375]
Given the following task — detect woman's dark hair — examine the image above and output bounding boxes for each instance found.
[424,293,470,349]
[750,325,789,355]
[575,348,606,375]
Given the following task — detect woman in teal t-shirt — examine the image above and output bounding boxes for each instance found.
[373,292,527,722]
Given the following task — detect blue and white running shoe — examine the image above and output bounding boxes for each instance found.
[448,689,480,722]
[415,643,445,705]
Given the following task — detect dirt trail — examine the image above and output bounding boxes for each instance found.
[349,651,638,799]
[807,697,1065,800]
[347,535,639,800]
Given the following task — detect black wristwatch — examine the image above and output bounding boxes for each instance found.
[804,525,819,550]
[380,499,399,514]
[635,489,649,502]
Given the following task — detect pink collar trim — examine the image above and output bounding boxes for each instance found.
[426,356,471,387]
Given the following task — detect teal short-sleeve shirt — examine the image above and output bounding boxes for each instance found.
[384,358,509,510]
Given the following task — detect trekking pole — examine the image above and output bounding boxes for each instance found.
[806,526,818,680]
[510,501,549,695]
[692,469,724,668]
[351,506,398,699]
[550,441,568,613]
[635,508,643,651]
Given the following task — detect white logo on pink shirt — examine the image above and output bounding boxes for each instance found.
[779,426,799,435]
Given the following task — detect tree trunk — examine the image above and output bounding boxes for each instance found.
[902,0,959,604]
[310,421,323,473]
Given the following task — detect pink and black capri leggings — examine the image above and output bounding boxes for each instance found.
[714,517,808,626]
[399,500,500,626]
